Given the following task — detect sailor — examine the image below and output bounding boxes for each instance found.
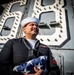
[0,17,60,75]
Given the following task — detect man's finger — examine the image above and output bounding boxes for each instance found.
[38,70,43,74]
[34,67,43,74]
[24,73,34,75]
[34,67,39,72]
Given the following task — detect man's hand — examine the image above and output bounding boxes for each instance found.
[24,67,43,75]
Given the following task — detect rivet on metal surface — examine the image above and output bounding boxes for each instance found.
[11,35,14,37]
[47,39,50,41]
[55,39,58,42]
[60,30,63,33]
[40,39,43,41]
[49,7,51,9]
[59,35,62,38]
[44,8,46,10]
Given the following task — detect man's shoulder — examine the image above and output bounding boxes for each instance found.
[39,43,49,49]
[7,38,23,43]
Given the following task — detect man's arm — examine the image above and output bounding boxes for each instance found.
[47,48,60,75]
[0,40,13,75]
[0,39,23,75]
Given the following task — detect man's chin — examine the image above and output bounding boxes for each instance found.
[32,33,38,36]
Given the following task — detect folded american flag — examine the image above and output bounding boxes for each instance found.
[13,56,48,74]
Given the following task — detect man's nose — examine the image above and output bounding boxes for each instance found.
[33,25,38,28]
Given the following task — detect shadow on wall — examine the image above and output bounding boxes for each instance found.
[0,0,14,15]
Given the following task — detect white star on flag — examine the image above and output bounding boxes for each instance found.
[27,60,33,65]
[23,68,30,74]
[13,66,19,72]
[36,63,43,70]
[40,56,46,60]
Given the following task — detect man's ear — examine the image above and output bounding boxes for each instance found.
[23,27,26,33]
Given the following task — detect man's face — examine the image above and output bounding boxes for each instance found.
[23,22,39,36]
